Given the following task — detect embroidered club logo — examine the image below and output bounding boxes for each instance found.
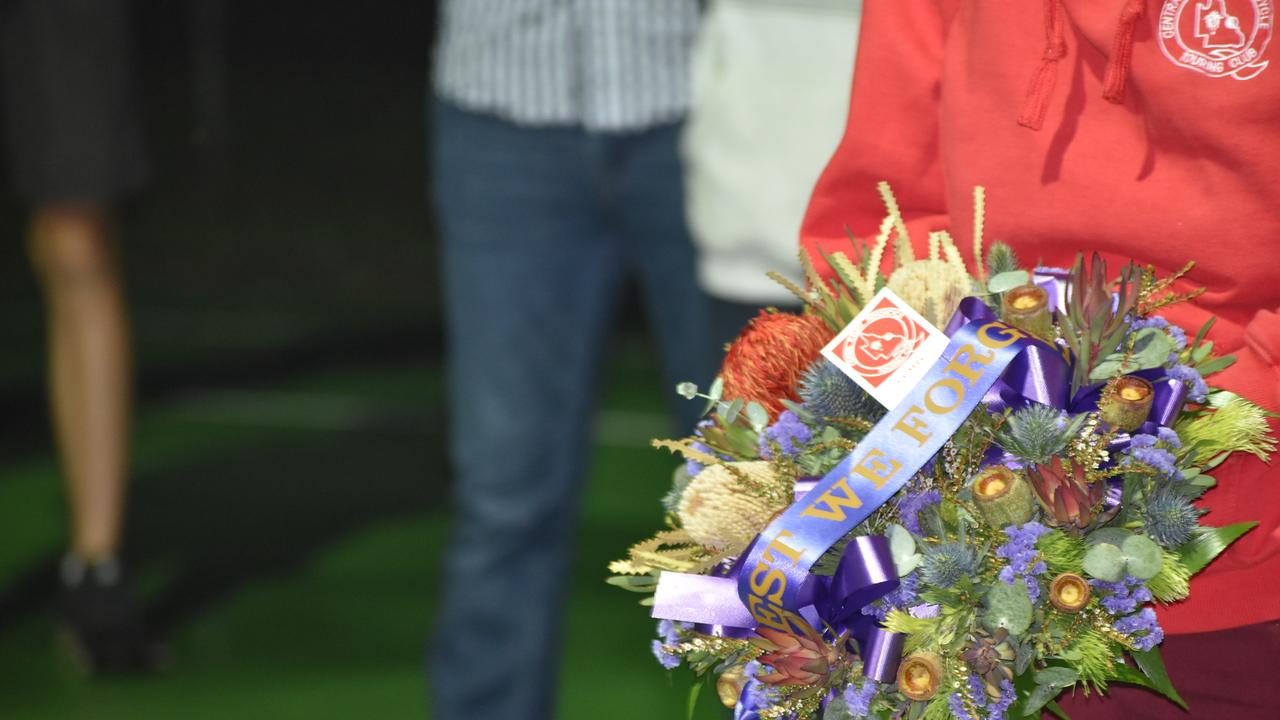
[1159,0,1273,79]
[837,300,926,387]
[821,288,949,409]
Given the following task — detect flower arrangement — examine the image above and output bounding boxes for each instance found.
[609,185,1275,719]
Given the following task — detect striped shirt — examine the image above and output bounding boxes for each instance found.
[433,0,700,132]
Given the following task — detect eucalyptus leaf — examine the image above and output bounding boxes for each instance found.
[1083,543,1125,582]
[1087,528,1132,547]
[1043,700,1072,720]
[1022,667,1078,717]
[1120,535,1164,580]
[708,376,724,401]
[1178,522,1258,574]
[722,398,744,424]
[988,270,1031,294]
[676,382,699,400]
[886,524,922,577]
[983,581,1033,636]
[746,402,770,431]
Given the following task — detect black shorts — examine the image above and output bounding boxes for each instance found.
[0,0,148,204]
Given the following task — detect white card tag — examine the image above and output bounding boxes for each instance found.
[820,287,949,410]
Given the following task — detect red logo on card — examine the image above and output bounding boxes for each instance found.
[835,296,929,388]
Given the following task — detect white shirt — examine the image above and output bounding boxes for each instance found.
[683,0,861,304]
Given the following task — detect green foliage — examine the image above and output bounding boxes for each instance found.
[1147,551,1191,603]
[1023,667,1079,717]
[1088,328,1177,381]
[995,405,1086,465]
[986,241,1020,277]
[921,695,954,720]
[1037,530,1086,576]
[1083,535,1163,581]
[987,270,1030,294]
[1129,647,1187,710]
[982,582,1033,636]
[1057,628,1117,692]
[1177,522,1258,575]
[1059,253,1142,394]
[1177,392,1277,463]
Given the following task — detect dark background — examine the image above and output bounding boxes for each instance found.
[0,2,712,718]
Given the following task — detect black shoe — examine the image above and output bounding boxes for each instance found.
[58,554,164,675]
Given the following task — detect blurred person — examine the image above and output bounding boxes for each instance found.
[801,2,1280,717]
[681,0,860,344]
[1,0,159,672]
[428,2,716,719]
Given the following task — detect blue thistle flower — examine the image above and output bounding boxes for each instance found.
[921,541,979,588]
[1142,485,1200,548]
[995,404,1075,464]
[798,360,883,421]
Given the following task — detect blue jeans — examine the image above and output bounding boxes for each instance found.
[428,100,715,720]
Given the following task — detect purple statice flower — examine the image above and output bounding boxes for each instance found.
[987,680,1016,720]
[1125,443,1181,480]
[1091,575,1153,616]
[1155,426,1182,449]
[1167,362,1209,403]
[757,410,812,459]
[843,680,880,717]
[1166,324,1188,350]
[948,693,977,720]
[651,639,681,669]
[909,603,941,619]
[1129,316,1169,332]
[1115,607,1165,651]
[734,661,772,718]
[651,619,690,669]
[897,489,941,535]
[995,522,1050,601]
[862,573,918,621]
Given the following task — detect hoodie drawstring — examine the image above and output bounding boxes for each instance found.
[1017,0,1068,130]
[1102,0,1146,102]
[1019,0,1147,130]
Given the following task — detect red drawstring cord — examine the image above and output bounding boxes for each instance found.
[1018,0,1068,130]
[1102,0,1146,103]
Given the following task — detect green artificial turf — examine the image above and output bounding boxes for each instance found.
[0,352,729,719]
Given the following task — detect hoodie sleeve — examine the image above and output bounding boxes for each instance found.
[799,0,951,280]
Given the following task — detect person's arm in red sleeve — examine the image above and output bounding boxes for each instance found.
[800,0,952,281]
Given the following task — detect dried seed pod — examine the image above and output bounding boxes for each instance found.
[897,652,944,701]
[1049,573,1092,613]
[972,465,1034,528]
[1002,284,1053,341]
[1100,375,1154,431]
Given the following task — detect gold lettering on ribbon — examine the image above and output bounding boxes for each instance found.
[978,321,1028,349]
[924,377,965,414]
[762,531,803,564]
[943,343,995,383]
[800,477,865,520]
[893,404,931,446]
[850,448,902,491]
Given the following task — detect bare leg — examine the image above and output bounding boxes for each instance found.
[27,206,133,562]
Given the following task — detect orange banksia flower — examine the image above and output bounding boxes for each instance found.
[721,311,832,418]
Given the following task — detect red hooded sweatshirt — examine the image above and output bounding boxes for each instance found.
[801,0,1280,634]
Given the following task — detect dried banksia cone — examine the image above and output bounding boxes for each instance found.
[897,652,944,701]
[721,311,833,417]
[677,461,787,554]
[1099,375,1154,431]
[1049,573,1091,613]
[1002,284,1053,341]
[972,465,1035,528]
